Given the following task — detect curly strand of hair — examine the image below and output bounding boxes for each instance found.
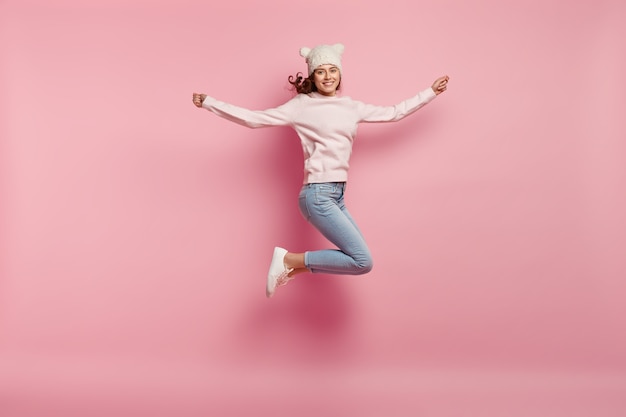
[287,73,302,89]
[288,72,316,94]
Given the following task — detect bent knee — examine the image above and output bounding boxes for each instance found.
[354,257,373,275]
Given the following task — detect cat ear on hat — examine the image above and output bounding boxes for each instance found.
[300,47,312,58]
[332,43,345,55]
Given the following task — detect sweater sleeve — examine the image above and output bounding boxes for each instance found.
[201,95,298,128]
[357,87,437,123]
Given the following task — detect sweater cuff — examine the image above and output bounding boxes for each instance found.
[423,87,437,101]
[200,96,214,109]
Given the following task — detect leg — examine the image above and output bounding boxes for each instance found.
[298,182,373,275]
[266,183,371,297]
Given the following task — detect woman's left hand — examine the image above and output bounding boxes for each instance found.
[431,75,449,95]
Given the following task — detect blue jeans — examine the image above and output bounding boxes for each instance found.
[298,182,373,275]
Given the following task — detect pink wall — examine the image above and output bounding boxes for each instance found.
[2,0,625,416]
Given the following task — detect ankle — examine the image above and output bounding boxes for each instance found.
[284,252,304,270]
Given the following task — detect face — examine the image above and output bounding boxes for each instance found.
[312,64,341,96]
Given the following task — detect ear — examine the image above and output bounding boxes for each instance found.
[332,43,345,55]
[299,47,312,58]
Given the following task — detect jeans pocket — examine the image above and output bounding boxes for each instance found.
[314,186,333,205]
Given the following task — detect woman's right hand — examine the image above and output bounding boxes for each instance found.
[192,93,207,108]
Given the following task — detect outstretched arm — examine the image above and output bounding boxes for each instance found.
[192,92,297,128]
[358,75,450,123]
[431,75,449,95]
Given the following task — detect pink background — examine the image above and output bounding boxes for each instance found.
[1,0,625,416]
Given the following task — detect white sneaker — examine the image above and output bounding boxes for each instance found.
[266,247,294,298]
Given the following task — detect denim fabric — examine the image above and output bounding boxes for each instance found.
[298,182,373,275]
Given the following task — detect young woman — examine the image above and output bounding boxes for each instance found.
[193,43,449,298]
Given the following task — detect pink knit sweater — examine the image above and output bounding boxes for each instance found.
[201,88,437,184]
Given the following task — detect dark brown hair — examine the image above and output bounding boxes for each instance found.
[288,71,341,94]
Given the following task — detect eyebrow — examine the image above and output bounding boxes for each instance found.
[316,66,339,71]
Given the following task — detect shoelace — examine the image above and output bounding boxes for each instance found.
[276,269,295,287]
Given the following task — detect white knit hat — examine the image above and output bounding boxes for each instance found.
[299,43,345,76]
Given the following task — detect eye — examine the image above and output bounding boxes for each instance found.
[330,68,338,73]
